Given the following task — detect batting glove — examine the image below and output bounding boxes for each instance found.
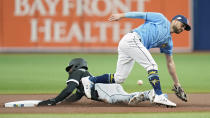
[37,98,56,106]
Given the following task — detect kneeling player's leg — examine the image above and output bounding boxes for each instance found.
[95,83,132,104]
[89,73,115,84]
[82,75,115,99]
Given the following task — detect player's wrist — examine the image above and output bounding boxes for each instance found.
[174,82,181,87]
[118,13,125,19]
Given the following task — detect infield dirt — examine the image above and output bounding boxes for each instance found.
[1,94,210,113]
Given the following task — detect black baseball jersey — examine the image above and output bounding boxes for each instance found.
[53,68,92,103]
[66,68,92,93]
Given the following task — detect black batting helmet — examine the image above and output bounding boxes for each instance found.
[65,58,88,72]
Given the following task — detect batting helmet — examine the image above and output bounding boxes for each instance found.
[65,58,88,72]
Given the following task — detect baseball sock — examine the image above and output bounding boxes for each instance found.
[89,73,115,83]
[148,70,162,95]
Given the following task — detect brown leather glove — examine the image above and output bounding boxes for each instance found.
[172,85,187,102]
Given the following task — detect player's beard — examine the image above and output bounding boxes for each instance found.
[172,25,181,34]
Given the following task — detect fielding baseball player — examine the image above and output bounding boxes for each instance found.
[82,12,190,107]
[37,58,154,106]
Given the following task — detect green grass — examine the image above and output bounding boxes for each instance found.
[0,53,210,94]
[0,112,210,118]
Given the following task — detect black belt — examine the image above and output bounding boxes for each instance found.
[129,31,134,33]
[90,84,99,101]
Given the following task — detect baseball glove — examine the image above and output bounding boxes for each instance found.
[37,98,56,106]
[172,85,187,102]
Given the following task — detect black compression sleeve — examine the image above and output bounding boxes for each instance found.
[54,82,77,103]
[65,91,83,102]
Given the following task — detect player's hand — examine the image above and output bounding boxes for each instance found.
[172,85,187,102]
[37,98,56,106]
[108,13,124,21]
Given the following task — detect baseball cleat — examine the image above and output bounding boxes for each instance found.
[81,76,93,99]
[146,89,168,103]
[147,89,155,103]
[128,92,145,105]
[153,94,176,107]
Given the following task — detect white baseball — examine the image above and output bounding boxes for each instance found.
[137,80,143,85]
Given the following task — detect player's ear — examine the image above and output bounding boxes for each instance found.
[172,19,176,23]
[171,19,178,26]
[66,65,73,72]
[69,67,74,72]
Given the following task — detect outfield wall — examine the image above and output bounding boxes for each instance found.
[193,0,210,51]
[0,0,192,53]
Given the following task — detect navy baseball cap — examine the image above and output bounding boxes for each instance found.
[172,15,191,31]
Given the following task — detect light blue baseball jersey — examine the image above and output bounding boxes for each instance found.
[125,12,173,55]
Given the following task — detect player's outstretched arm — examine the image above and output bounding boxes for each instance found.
[65,91,83,102]
[108,12,148,21]
[165,54,187,102]
[37,82,78,106]
[165,54,180,86]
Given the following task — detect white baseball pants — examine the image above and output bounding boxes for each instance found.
[114,32,158,84]
[95,83,137,104]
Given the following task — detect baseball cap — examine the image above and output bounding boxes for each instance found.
[172,15,191,31]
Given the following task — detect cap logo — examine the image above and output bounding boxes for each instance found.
[177,17,182,20]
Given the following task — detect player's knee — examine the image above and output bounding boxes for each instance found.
[115,80,124,84]
[146,64,158,71]
[114,73,128,84]
[114,76,125,84]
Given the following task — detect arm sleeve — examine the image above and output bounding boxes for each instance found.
[54,82,78,103]
[125,12,146,19]
[160,38,173,56]
[65,90,83,102]
[145,12,165,22]
[160,45,173,56]
[125,12,165,23]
